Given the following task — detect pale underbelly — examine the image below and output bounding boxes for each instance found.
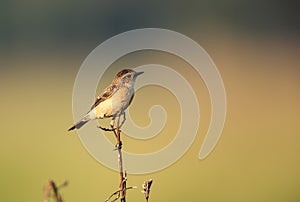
[93,88,133,118]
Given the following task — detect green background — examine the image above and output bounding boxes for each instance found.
[1,1,299,201]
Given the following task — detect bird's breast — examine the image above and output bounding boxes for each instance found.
[93,87,134,118]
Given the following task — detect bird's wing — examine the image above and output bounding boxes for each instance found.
[90,84,119,110]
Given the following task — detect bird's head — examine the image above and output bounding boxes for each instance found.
[115,69,144,87]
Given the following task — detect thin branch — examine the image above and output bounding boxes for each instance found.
[142,179,153,202]
[44,180,68,202]
[115,117,126,202]
[100,113,138,202]
[101,114,129,202]
[105,186,137,202]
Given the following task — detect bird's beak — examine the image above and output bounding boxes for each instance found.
[135,71,144,76]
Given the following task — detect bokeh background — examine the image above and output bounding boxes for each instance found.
[1,0,299,201]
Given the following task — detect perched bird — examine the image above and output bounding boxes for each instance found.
[68,69,143,131]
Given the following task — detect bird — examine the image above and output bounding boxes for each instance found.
[68,69,144,131]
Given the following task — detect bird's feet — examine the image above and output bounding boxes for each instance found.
[97,125,119,132]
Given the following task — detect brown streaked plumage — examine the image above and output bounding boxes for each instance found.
[68,69,143,131]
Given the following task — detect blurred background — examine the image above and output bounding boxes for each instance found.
[0,0,299,201]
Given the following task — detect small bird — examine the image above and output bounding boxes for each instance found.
[68,69,143,131]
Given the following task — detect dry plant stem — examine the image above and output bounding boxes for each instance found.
[44,181,52,202]
[105,186,136,202]
[142,179,153,202]
[101,114,131,202]
[116,118,126,202]
[44,180,65,202]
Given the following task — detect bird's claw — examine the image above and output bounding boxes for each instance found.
[98,125,117,131]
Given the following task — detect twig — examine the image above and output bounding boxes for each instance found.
[115,118,126,202]
[142,179,153,202]
[103,114,132,202]
[101,113,140,202]
[105,186,137,202]
[44,180,68,202]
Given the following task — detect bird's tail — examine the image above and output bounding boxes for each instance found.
[68,114,92,131]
